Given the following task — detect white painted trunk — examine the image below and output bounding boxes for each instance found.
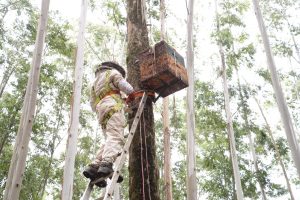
[3,1,50,199]
[160,0,173,199]
[254,97,295,200]
[186,0,197,199]
[61,0,87,199]
[252,0,300,179]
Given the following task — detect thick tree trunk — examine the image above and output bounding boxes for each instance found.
[126,0,160,199]
[254,97,295,200]
[3,0,50,199]
[252,0,300,179]
[160,0,173,199]
[61,0,87,199]
[186,0,197,199]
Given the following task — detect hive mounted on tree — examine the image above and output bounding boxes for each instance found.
[138,40,188,97]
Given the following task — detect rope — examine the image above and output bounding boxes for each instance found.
[143,111,152,200]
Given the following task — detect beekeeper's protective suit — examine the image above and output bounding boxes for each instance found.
[83,61,134,186]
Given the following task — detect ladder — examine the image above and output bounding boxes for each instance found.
[81,92,149,200]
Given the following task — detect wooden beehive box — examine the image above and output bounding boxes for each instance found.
[138,40,188,97]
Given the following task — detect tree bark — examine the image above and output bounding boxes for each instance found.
[3,0,50,199]
[61,0,87,199]
[186,0,197,199]
[252,0,300,179]
[126,0,160,199]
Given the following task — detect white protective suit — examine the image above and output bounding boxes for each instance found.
[90,67,134,164]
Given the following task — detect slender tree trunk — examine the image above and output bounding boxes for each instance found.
[160,0,173,199]
[228,137,237,200]
[163,97,172,199]
[0,95,23,157]
[39,106,63,197]
[214,1,244,199]
[0,133,9,156]
[186,0,197,199]
[254,97,295,200]
[220,50,243,200]
[39,148,54,197]
[287,22,300,63]
[235,71,267,199]
[279,4,300,63]
[248,134,267,199]
[127,0,160,199]
[3,0,50,199]
[0,65,15,98]
[252,0,300,179]
[61,0,87,199]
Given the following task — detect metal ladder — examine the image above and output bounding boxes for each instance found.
[81,92,148,200]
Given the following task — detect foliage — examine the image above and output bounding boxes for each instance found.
[0,0,299,199]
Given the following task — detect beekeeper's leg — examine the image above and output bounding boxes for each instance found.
[93,144,104,165]
[97,110,126,176]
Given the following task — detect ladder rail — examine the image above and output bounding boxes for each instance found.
[80,182,93,200]
[104,92,148,199]
[80,92,148,200]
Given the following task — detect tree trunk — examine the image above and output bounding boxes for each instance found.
[3,0,50,199]
[126,0,160,199]
[186,0,197,199]
[254,97,295,200]
[0,65,15,98]
[160,0,173,199]
[287,21,300,63]
[214,1,244,199]
[39,106,64,197]
[235,71,267,199]
[61,0,87,199]
[0,94,23,157]
[220,49,243,200]
[251,0,300,179]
